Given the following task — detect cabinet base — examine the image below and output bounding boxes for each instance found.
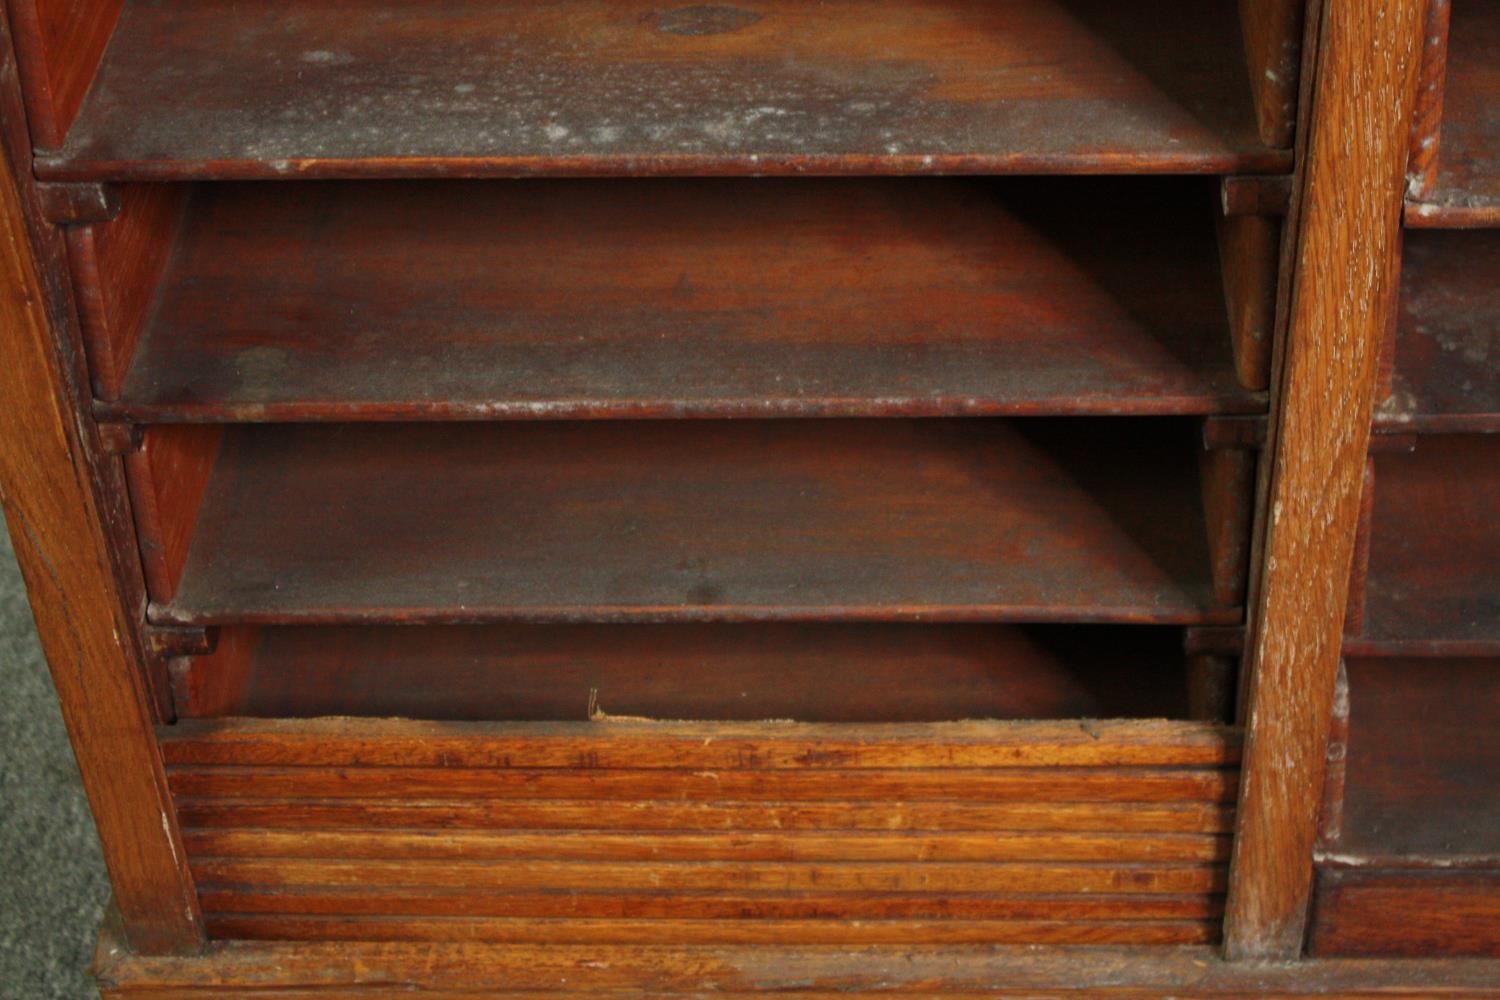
[94,920,1500,998]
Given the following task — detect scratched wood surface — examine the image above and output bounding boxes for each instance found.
[1223,0,1424,960]
[1375,229,1500,432]
[1406,0,1500,227]
[149,419,1242,627]
[33,0,1289,179]
[170,623,1200,722]
[157,717,1236,945]
[91,933,1500,998]
[97,177,1264,422]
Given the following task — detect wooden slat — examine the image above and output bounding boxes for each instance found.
[152,419,1240,627]
[172,623,1199,723]
[192,888,1224,921]
[1310,869,1500,957]
[38,0,1285,180]
[91,937,1500,997]
[173,799,1235,835]
[200,914,1219,946]
[1375,229,1500,432]
[159,718,1242,770]
[1224,0,1424,959]
[165,766,1239,805]
[181,829,1231,864]
[187,858,1227,895]
[1405,1,1500,227]
[97,178,1261,423]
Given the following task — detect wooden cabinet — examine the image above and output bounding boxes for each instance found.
[0,0,1494,995]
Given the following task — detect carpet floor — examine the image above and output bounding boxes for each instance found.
[0,516,110,999]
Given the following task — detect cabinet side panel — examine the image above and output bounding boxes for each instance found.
[0,4,200,954]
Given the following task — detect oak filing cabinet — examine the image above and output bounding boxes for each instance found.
[0,0,1495,995]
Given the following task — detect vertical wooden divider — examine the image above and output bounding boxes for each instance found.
[0,10,202,955]
[1223,0,1424,961]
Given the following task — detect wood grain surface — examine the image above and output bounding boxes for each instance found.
[0,22,201,952]
[1224,0,1424,960]
[152,419,1242,627]
[5,0,120,146]
[159,716,1235,946]
[98,178,1263,422]
[92,935,1500,997]
[170,622,1200,722]
[1310,869,1500,957]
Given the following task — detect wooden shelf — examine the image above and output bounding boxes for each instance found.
[1406,1,1500,228]
[98,178,1259,422]
[1376,229,1500,432]
[171,623,1199,722]
[151,419,1240,627]
[1351,436,1500,653]
[34,0,1286,180]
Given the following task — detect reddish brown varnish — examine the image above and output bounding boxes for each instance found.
[1322,657,1500,861]
[1310,870,1500,958]
[32,0,1288,180]
[1349,435,1500,654]
[169,623,1200,722]
[1309,659,1500,957]
[148,419,1246,627]
[61,183,182,397]
[91,178,1266,422]
[5,0,119,146]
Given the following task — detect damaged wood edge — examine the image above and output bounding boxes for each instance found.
[36,179,120,224]
[1405,0,1451,202]
[145,624,218,660]
[1222,175,1295,217]
[1315,662,1350,847]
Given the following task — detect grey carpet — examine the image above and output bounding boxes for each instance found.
[0,515,110,999]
